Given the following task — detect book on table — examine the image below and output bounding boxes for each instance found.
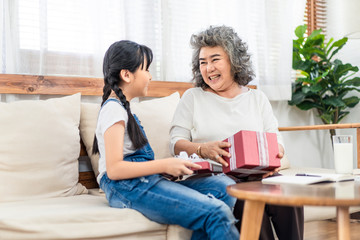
[261,173,355,185]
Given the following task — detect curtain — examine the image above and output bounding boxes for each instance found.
[1,0,306,101]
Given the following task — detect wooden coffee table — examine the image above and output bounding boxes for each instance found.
[227,180,360,240]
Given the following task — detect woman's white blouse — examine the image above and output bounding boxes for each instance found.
[169,87,284,155]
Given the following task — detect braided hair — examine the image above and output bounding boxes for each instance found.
[92,40,153,154]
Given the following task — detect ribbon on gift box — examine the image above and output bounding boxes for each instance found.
[228,131,270,171]
[177,151,201,162]
[256,131,270,167]
[228,136,237,171]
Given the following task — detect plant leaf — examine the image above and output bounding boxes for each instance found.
[288,91,306,105]
[310,84,323,93]
[334,62,359,80]
[343,96,360,108]
[295,25,307,38]
[320,113,332,124]
[295,77,309,84]
[338,111,350,122]
[328,37,348,60]
[296,101,320,110]
[323,97,346,107]
[290,25,359,125]
[325,37,334,51]
[343,77,360,86]
[293,57,312,72]
[307,29,323,40]
[301,85,311,94]
[338,87,360,95]
[332,37,348,47]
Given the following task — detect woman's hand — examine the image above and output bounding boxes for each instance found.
[161,158,202,177]
[200,141,231,167]
[262,144,284,178]
[262,167,280,179]
[277,144,284,159]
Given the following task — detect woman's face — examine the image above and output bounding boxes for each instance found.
[199,46,235,95]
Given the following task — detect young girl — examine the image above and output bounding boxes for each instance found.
[92,40,239,240]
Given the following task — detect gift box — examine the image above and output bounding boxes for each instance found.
[222,130,280,176]
[177,151,223,174]
[190,161,223,174]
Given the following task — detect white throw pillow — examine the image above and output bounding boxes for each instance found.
[0,93,87,203]
[80,92,180,178]
[131,92,180,159]
[80,102,100,177]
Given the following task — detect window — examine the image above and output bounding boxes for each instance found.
[2,0,306,100]
[15,0,161,77]
[305,0,327,35]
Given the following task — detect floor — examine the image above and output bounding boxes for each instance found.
[304,218,360,240]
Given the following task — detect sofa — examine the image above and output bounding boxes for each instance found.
[0,74,359,239]
[0,86,195,239]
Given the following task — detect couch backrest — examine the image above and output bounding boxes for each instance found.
[0,74,257,189]
[0,74,194,97]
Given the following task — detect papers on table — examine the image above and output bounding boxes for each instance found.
[262,173,354,185]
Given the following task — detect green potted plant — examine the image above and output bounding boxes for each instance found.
[289,24,360,140]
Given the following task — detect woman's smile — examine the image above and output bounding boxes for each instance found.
[209,74,221,81]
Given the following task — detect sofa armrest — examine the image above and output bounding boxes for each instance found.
[278,123,360,168]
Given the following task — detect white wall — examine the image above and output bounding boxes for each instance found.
[270,0,360,169]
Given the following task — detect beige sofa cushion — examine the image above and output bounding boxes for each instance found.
[279,154,291,170]
[0,195,175,240]
[87,189,193,239]
[131,92,180,159]
[80,102,100,176]
[80,92,180,177]
[0,94,87,202]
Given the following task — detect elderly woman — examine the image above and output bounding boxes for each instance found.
[170,25,304,240]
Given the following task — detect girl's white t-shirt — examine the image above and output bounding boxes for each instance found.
[95,100,136,184]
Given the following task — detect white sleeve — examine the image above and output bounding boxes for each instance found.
[258,91,285,148]
[98,101,128,136]
[169,90,194,156]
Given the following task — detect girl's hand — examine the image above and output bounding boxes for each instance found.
[161,158,202,177]
[200,141,231,167]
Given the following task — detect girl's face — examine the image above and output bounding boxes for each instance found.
[199,46,238,97]
[130,59,152,98]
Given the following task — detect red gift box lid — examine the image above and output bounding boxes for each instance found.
[222,130,280,175]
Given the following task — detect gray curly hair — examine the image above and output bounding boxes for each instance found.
[190,25,255,89]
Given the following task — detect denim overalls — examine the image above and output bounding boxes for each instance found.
[99,99,239,240]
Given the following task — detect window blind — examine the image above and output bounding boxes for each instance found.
[15,0,162,78]
[4,0,306,100]
[305,0,327,35]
